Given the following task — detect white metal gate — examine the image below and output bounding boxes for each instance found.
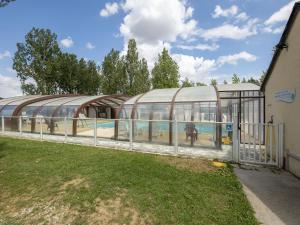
[238,123,284,167]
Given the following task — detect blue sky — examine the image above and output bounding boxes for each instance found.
[0,0,298,97]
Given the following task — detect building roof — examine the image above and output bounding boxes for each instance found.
[261,2,300,91]
[0,94,128,117]
[216,83,260,92]
[123,83,260,105]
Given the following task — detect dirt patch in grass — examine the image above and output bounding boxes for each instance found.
[1,185,150,225]
[1,194,78,225]
[60,176,90,190]
[156,155,218,173]
[89,191,151,225]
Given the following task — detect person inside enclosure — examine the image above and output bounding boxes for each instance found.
[45,118,58,131]
[185,122,198,142]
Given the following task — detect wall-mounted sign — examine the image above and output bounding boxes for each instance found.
[274,89,296,103]
[226,124,233,132]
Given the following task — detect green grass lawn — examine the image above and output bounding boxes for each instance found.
[0,136,258,225]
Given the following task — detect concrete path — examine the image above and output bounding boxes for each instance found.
[234,165,300,225]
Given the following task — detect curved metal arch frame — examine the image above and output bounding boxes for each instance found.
[213,85,222,149]
[128,92,149,141]
[168,87,183,145]
[72,94,128,136]
[19,95,83,133]
[0,96,37,115]
[5,95,68,132]
[29,96,79,133]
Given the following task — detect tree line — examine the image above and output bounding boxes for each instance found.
[13,27,264,96]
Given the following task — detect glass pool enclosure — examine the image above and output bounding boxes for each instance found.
[0,83,264,149]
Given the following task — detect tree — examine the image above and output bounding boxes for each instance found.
[223,80,228,84]
[101,49,127,95]
[181,77,194,87]
[259,71,266,85]
[76,59,101,95]
[124,39,150,96]
[0,0,15,7]
[152,48,180,89]
[13,27,61,94]
[242,78,247,83]
[210,79,217,86]
[247,77,260,86]
[54,53,80,94]
[136,58,151,93]
[232,74,240,84]
[196,82,207,86]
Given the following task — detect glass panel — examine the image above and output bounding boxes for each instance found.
[36,106,58,117]
[119,105,133,119]
[150,103,170,144]
[175,86,217,102]
[175,104,192,121]
[138,88,179,103]
[217,83,260,92]
[177,121,217,148]
[0,105,17,117]
[151,121,169,144]
[193,102,217,122]
[133,120,149,142]
[194,122,217,148]
[117,119,130,141]
[20,106,40,117]
[41,117,54,135]
[96,119,115,139]
[221,123,233,146]
[55,105,78,118]
[52,117,66,135]
[76,118,94,137]
[3,117,14,132]
[21,116,34,133]
[135,104,152,119]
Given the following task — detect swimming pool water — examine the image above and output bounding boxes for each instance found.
[97,121,217,134]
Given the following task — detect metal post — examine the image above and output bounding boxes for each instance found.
[40,117,43,140]
[174,119,178,154]
[64,117,67,143]
[129,119,133,150]
[1,116,4,133]
[94,118,97,146]
[232,116,239,162]
[19,116,22,135]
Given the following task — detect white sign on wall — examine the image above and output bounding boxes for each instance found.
[274,89,296,103]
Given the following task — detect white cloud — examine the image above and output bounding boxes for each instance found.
[60,36,74,48]
[171,51,257,82]
[212,5,239,18]
[86,42,96,50]
[265,0,297,25]
[218,51,257,65]
[173,54,217,81]
[235,12,249,22]
[0,74,22,98]
[200,18,259,40]
[100,2,119,17]
[177,43,219,51]
[0,50,11,60]
[262,25,285,34]
[117,0,199,69]
[120,0,197,44]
